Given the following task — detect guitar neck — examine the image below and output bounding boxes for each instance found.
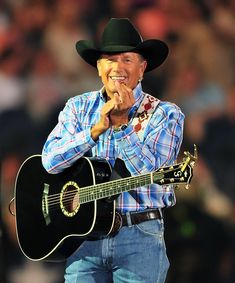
[77,153,195,204]
[79,171,163,204]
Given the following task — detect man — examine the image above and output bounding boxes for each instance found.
[42,18,184,283]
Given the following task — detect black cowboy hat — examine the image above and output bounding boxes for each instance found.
[76,18,169,72]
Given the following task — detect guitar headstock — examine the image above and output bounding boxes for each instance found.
[153,144,198,189]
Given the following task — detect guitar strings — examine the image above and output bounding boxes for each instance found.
[46,173,152,208]
[45,177,183,212]
[45,164,186,210]
[45,165,183,208]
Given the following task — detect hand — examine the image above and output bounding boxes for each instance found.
[91,81,135,140]
[110,81,135,126]
[91,99,116,140]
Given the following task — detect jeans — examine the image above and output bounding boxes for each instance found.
[64,218,169,283]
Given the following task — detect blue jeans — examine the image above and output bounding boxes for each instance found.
[65,218,169,283]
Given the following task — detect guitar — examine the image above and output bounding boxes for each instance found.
[14,146,197,262]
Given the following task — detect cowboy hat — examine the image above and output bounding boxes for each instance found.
[75,18,169,72]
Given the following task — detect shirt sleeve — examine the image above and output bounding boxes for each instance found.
[41,97,96,173]
[113,102,185,175]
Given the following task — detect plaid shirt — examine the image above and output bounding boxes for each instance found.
[42,83,184,213]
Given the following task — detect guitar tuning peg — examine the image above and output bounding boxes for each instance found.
[192,144,198,161]
[190,161,196,168]
[184,144,198,160]
[183,144,198,166]
[185,184,190,190]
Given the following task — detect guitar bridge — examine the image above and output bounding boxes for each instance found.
[42,183,51,225]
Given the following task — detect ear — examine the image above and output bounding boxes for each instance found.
[140,60,147,77]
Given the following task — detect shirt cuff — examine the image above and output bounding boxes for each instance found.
[75,127,97,149]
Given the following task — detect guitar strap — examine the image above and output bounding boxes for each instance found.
[131,92,160,141]
[107,158,131,202]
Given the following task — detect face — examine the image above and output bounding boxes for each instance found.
[97,52,147,98]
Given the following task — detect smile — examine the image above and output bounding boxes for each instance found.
[110,76,126,81]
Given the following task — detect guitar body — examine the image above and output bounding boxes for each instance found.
[15,156,114,261]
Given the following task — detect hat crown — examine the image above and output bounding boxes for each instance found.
[101,18,142,48]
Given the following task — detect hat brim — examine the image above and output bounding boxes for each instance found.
[76,39,168,72]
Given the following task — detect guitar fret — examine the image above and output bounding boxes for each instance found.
[79,174,153,203]
[78,161,193,204]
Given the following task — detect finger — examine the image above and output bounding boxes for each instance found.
[113,82,127,101]
[113,81,135,108]
[120,83,132,93]
[114,92,122,103]
[101,100,116,116]
[123,85,135,104]
[119,85,135,105]
[114,80,127,96]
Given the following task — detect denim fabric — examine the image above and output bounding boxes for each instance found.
[65,219,169,283]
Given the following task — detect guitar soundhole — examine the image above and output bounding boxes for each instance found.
[60,181,80,217]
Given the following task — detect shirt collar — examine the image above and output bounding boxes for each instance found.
[99,86,106,102]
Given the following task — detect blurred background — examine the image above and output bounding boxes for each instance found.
[1,0,235,282]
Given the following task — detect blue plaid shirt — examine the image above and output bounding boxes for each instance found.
[42,83,184,213]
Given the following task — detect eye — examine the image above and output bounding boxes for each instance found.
[124,58,132,63]
[106,57,116,63]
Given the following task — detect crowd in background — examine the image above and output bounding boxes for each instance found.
[1,0,235,282]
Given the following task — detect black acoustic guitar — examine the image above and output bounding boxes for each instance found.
[14,147,197,262]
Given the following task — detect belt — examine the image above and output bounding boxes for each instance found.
[111,209,163,235]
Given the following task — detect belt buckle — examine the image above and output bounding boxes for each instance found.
[111,212,123,235]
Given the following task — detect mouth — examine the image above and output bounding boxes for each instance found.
[110,76,127,83]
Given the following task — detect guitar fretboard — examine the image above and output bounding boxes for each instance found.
[79,171,163,203]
